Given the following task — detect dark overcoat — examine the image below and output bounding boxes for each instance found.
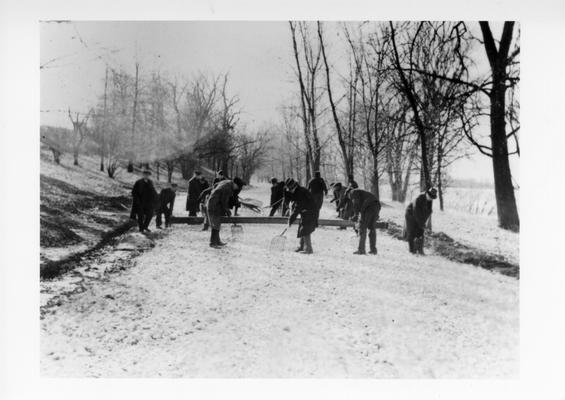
[307,177,328,209]
[405,193,433,239]
[270,182,285,206]
[131,178,158,217]
[186,176,203,213]
[158,188,176,214]
[206,180,234,229]
[350,189,381,221]
[288,186,317,238]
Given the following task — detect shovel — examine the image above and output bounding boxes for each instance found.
[231,223,244,241]
[269,227,288,252]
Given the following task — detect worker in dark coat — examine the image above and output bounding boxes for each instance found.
[307,171,328,223]
[156,183,178,228]
[404,187,437,254]
[269,177,286,217]
[349,189,381,255]
[285,178,317,254]
[206,177,246,248]
[131,170,158,233]
[186,171,203,216]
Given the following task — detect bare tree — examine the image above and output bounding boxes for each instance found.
[389,21,433,192]
[401,21,520,230]
[127,62,140,172]
[234,132,270,183]
[344,22,393,198]
[318,22,357,182]
[477,21,520,231]
[289,21,324,180]
[67,108,90,166]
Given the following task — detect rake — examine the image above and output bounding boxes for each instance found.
[269,227,288,252]
[231,223,244,241]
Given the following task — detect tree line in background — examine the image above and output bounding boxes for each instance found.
[41,20,519,232]
[42,68,270,185]
[262,21,519,231]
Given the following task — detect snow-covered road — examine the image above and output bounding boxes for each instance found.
[41,193,519,377]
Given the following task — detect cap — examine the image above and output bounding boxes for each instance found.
[427,187,438,199]
[233,177,246,187]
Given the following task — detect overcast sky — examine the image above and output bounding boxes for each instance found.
[40,21,519,183]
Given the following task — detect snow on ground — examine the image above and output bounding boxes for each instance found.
[379,202,519,266]
[240,183,518,266]
[41,185,519,378]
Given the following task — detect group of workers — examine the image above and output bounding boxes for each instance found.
[130,168,437,254]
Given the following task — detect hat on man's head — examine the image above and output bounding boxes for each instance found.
[142,169,152,175]
[217,170,224,176]
[233,177,246,188]
[314,171,321,178]
[427,187,438,199]
[284,178,298,191]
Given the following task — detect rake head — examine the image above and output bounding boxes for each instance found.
[269,227,288,252]
[269,235,286,252]
[231,223,244,240]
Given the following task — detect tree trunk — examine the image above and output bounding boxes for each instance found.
[73,150,79,166]
[491,80,519,231]
[479,21,520,232]
[371,155,380,200]
[399,163,412,203]
[305,151,311,184]
[166,161,174,183]
[128,62,139,173]
[101,66,108,173]
[438,174,444,211]
[51,148,61,164]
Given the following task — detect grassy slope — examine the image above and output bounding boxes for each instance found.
[40,147,181,265]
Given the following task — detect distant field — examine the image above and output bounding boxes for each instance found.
[380,186,520,217]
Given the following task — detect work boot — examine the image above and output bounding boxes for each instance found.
[369,248,378,255]
[414,236,424,255]
[353,249,366,255]
[295,237,304,252]
[216,230,227,246]
[201,224,209,231]
[300,235,313,254]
